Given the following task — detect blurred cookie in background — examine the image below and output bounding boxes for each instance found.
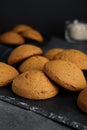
[21,29,44,43]
[0,31,25,45]
[13,24,32,33]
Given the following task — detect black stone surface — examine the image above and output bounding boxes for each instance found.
[0,37,87,130]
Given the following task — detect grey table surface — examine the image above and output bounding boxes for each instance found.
[0,100,73,130]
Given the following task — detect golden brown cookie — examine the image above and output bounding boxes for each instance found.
[54,49,87,70]
[77,88,87,113]
[43,60,87,91]
[8,44,43,65]
[19,56,49,73]
[0,31,25,45]
[0,62,19,87]
[13,24,32,33]
[12,70,59,100]
[44,48,64,60]
[21,29,44,43]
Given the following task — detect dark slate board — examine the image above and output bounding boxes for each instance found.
[0,37,87,130]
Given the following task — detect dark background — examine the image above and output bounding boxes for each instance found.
[0,0,87,38]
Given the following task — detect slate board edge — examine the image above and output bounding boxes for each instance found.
[0,96,87,130]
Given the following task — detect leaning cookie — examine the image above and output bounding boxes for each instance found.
[13,24,32,33]
[0,62,19,87]
[0,31,25,45]
[43,60,87,91]
[54,49,87,70]
[19,56,49,73]
[44,48,64,60]
[12,70,59,100]
[21,29,44,43]
[77,88,87,113]
[8,44,43,65]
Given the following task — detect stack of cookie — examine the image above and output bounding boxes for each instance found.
[0,43,87,113]
[0,24,44,45]
[7,44,59,100]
